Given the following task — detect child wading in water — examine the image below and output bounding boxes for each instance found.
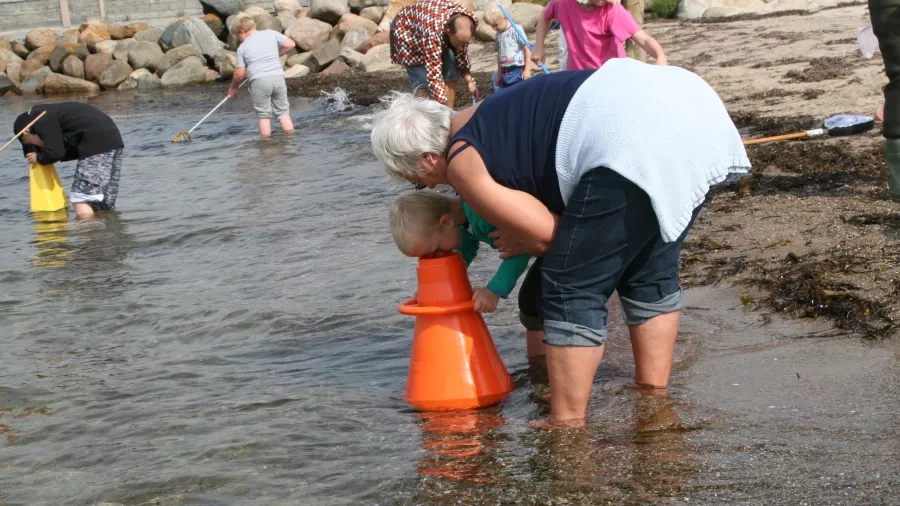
[483,4,533,90]
[390,190,546,360]
[532,0,667,70]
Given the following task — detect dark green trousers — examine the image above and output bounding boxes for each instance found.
[869,0,900,199]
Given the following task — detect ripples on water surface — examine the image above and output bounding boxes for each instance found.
[0,89,898,505]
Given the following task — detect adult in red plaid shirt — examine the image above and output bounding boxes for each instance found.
[390,0,479,107]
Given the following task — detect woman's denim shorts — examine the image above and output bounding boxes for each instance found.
[541,167,701,347]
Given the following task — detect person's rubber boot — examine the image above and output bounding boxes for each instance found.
[887,139,900,202]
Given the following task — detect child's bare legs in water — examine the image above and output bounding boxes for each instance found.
[258,115,294,138]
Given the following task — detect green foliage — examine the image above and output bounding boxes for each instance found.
[652,0,679,18]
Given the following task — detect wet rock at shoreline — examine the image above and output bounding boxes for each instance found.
[128,41,165,73]
[5,62,21,88]
[158,44,204,76]
[213,49,237,79]
[338,47,364,68]
[39,73,98,94]
[49,43,90,73]
[0,73,14,94]
[99,60,134,89]
[161,55,208,87]
[21,59,46,79]
[85,53,113,83]
[119,68,162,90]
[321,59,350,75]
[19,66,52,93]
[26,45,57,66]
[284,63,310,78]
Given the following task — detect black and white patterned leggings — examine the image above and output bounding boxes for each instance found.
[71,148,123,212]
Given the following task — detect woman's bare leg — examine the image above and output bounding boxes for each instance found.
[629,311,681,390]
[545,344,605,426]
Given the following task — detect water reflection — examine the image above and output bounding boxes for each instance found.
[415,408,508,485]
[30,210,71,269]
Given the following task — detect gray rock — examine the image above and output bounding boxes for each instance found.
[127,40,165,72]
[212,49,236,79]
[84,53,113,83]
[61,29,81,44]
[5,62,21,87]
[275,0,302,15]
[99,59,134,89]
[19,66,53,93]
[277,13,298,32]
[339,26,369,52]
[134,26,165,43]
[309,0,350,25]
[360,43,395,72]
[25,29,58,51]
[161,55,208,87]
[158,20,187,51]
[171,18,226,58]
[285,17,333,52]
[61,54,85,79]
[201,0,242,18]
[284,64,310,78]
[359,6,384,24]
[252,14,283,32]
[286,51,315,68]
[0,48,24,65]
[26,45,57,65]
[475,20,496,42]
[157,44,204,76]
[12,42,30,59]
[242,5,271,17]
[49,43,90,72]
[312,38,341,69]
[338,47,364,68]
[349,0,381,13]
[113,39,139,62]
[320,59,350,74]
[39,73,98,94]
[507,2,543,33]
[332,13,378,40]
[94,40,118,55]
[118,68,161,90]
[20,59,45,80]
[0,73,14,94]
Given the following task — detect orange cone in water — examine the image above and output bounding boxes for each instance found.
[398,252,513,411]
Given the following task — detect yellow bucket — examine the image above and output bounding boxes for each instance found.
[30,163,68,213]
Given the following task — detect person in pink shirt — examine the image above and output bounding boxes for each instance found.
[532,0,667,70]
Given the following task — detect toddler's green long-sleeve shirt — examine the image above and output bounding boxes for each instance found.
[456,201,531,298]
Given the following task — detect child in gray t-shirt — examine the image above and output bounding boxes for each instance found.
[228,17,297,137]
[483,4,532,90]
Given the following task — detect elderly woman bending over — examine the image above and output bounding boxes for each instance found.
[371,59,750,427]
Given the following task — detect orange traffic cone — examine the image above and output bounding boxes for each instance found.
[398,252,513,411]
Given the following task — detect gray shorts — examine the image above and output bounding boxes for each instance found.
[250,75,290,119]
[71,148,123,211]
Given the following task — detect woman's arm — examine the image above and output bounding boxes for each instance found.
[446,142,557,256]
[630,30,667,65]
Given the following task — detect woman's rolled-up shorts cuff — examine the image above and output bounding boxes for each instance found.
[543,320,607,347]
[619,290,685,326]
[519,311,544,331]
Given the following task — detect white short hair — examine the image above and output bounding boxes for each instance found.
[370,92,453,181]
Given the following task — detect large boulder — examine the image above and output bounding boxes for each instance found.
[285,17,333,52]
[158,19,187,51]
[283,64,310,78]
[79,22,111,48]
[212,49,236,79]
[338,47,364,68]
[21,59,45,80]
[127,40,165,72]
[0,73,15,94]
[475,19,496,41]
[0,49,24,65]
[320,59,350,75]
[349,0,381,13]
[200,0,242,18]
[113,39,138,62]
[205,68,219,81]
[61,30,81,44]
[357,30,388,54]
[61,54,86,79]
[287,51,315,68]
[5,62,22,87]
[252,14,283,32]
[94,40,118,55]
[275,0,302,15]
[361,43,396,72]
[242,6,271,17]
[99,59,133,89]
[25,29,58,51]
[359,6,384,24]
[19,66,53,93]
[118,68,161,90]
[332,13,378,40]
[203,13,225,37]
[49,43,90,72]
[171,18,226,57]
[278,13,298,33]
[39,73,98,94]
[26,45,57,65]
[84,53,113,83]
[12,42,30,59]
[340,26,370,52]
[507,2,543,33]
[312,38,341,69]
[309,0,350,25]
[157,43,204,76]
[161,55,208,87]
[134,26,165,43]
